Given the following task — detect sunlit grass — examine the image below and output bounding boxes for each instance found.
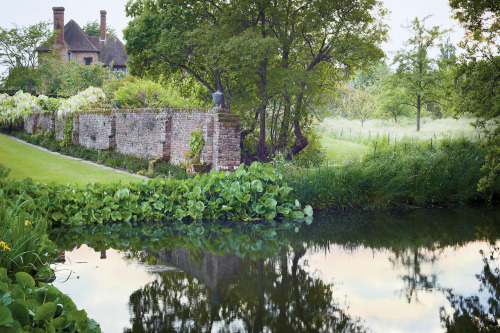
[320,136,369,164]
[319,116,484,145]
[0,134,144,185]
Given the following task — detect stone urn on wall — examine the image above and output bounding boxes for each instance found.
[213,91,224,109]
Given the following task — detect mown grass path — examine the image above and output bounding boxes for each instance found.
[320,136,370,163]
[0,134,145,185]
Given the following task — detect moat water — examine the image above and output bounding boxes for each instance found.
[49,206,500,332]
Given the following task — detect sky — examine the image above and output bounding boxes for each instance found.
[0,0,464,70]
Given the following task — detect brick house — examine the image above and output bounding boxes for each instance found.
[38,7,127,71]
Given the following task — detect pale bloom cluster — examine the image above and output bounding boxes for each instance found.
[0,91,41,123]
[0,87,108,123]
[58,86,107,119]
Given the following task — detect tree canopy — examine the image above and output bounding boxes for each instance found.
[124,0,389,160]
[82,21,117,37]
[449,0,499,191]
[0,21,54,91]
[392,16,449,131]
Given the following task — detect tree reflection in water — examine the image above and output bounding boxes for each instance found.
[388,247,441,303]
[49,206,500,332]
[124,246,368,333]
[440,240,500,332]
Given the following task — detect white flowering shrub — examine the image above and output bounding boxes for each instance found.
[0,91,39,124]
[0,87,109,124]
[13,91,39,113]
[0,93,13,124]
[57,86,107,119]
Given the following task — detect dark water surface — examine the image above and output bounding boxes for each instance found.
[49,206,500,332]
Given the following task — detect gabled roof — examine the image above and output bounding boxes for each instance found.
[87,36,128,67]
[37,13,128,68]
[64,20,99,52]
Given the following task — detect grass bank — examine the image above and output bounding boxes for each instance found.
[281,138,499,210]
[0,134,144,185]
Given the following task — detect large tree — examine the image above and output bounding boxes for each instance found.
[38,57,117,97]
[124,0,388,160]
[0,22,54,91]
[82,21,117,37]
[449,0,500,191]
[393,16,449,131]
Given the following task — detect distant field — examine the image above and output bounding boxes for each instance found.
[320,136,369,164]
[319,116,483,144]
[0,134,144,185]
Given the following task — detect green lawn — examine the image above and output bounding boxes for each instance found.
[320,136,370,163]
[0,134,144,185]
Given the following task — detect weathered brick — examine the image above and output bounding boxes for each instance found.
[23,108,241,172]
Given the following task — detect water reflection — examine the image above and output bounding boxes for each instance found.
[50,206,500,332]
[124,247,366,333]
[440,240,500,331]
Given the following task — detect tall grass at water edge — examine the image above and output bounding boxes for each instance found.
[281,139,499,210]
[320,117,486,146]
[0,201,55,276]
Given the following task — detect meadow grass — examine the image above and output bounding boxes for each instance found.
[319,116,484,146]
[0,134,144,185]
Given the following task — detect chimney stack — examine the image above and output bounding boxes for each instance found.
[100,10,106,42]
[53,7,65,46]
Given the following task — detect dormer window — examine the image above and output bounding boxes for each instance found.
[84,57,92,66]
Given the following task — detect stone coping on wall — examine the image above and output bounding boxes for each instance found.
[73,108,231,115]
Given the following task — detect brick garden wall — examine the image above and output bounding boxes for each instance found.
[26,108,241,171]
[23,114,38,134]
[115,110,170,160]
[36,114,55,134]
[78,113,114,150]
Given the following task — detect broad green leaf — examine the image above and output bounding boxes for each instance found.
[0,306,13,326]
[251,179,264,192]
[1,293,12,306]
[67,308,86,321]
[33,302,57,321]
[264,198,277,209]
[15,272,35,290]
[110,211,122,221]
[8,300,29,327]
[304,205,313,217]
[59,294,76,311]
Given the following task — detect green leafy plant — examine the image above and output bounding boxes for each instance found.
[60,115,74,148]
[187,128,205,165]
[0,161,312,226]
[0,268,101,332]
[0,196,56,277]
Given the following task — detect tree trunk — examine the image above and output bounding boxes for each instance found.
[257,98,267,161]
[256,11,268,161]
[416,94,421,131]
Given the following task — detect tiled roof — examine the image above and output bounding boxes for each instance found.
[87,36,128,67]
[38,18,127,68]
[64,20,99,52]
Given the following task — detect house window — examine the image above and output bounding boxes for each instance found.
[84,58,92,66]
